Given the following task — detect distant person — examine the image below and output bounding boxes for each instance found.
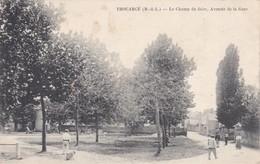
[62,129,71,155]
[215,132,221,148]
[225,133,228,145]
[208,136,217,160]
[235,133,242,149]
[26,125,32,134]
[55,123,59,133]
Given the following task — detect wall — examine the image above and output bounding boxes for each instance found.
[219,128,260,148]
[61,125,90,133]
[187,124,200,132]
[236,130,260,148]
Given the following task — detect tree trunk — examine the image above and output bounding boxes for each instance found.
[155,99,162,155]
[249,131,253,147]
[14,121,18,132]
[58,121,62,133]
[168,124,171,138]
[40,94,47,152]
[1,122,5,133]
[161,114,168,148]
[116,115,120,138]
[162,123,166,148]
[124,118,127,137]
[164,116,168,147]
[75,95,79,146]
[32,121,35,131]
[117,122,120,138]
[95,110,99,142]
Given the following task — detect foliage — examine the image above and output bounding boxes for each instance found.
[216,44,246,129]
[57,38,119,142]
[48,31,89,119]
[133,34,196,153]
[0,103,9,127]
[133,34,196,126]
[13,103,37,124]
[0,0,76,151]
[240,85,260,131]
[77,42,115,120]
[45,100,72,125]
[0,0,63,119]
[114,68,144,129]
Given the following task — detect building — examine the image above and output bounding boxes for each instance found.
[186,108,219,136]
[185,111,201,132]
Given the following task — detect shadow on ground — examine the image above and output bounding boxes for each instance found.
[18,134,207,161]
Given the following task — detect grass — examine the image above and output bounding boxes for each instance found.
[18,133,207,161]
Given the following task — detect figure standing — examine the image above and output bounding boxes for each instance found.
[225,133,228,145]
[55,123,59,133]
[208,136,217,160]
[215,132,220,148]
[235,133,242,149]
[62,129,71,155]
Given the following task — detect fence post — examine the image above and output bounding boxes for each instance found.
[16,143,20,159]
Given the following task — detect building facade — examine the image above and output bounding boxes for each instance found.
[186,108,219,136]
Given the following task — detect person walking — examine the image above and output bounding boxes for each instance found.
[208,135,217,160]
[225,133,228,145]
[62,129,71,155]
[235,133,242,149]
[215,132,220,148]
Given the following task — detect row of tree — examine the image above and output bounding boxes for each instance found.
[0,0,195,155]
[216,44,259,133]
[1,0,258,156]
[0,0,118,151]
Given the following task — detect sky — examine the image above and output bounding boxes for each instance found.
[48,0,259,112]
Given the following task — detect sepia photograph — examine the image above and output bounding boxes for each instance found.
[0,0,259,163]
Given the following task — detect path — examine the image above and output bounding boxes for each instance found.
[181,132,260,164]
[0,132,259,164]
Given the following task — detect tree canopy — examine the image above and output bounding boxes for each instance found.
[240,85,260,132]
[216,44,246,129]
[133,34,196,154]
[0,0,75,151]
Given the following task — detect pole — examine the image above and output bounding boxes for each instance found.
[16,143,20,159]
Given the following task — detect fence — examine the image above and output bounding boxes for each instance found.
[0,143,20,160]
[103,125,157,135]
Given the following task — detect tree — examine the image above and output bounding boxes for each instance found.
[133,34,196,154]
[216,44,246,129]
[0,40,7,130]
[0,0,78,152]
[0,98,9,131]
[13,104,37,126]
[45,101,72,132]
[70,40,118,143]
[114,68,144,136]
[240,85,260,132]
[0,54,8,131]
[50,32,89,145]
